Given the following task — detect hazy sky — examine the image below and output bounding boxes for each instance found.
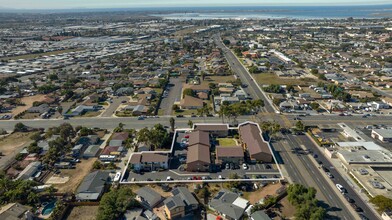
[1,0,391,9]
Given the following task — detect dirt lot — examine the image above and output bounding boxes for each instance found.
[201,75,236,86]
[0,132,36,169]
[253,73,319,86]
[11,94,48,117]
[279,196,296,218]
[50,158,97,193]
[67,206,99,220]
[244,183,283,204]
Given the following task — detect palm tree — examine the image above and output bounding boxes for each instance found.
[169,117,175,132]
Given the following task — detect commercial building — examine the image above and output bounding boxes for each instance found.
[371,129,392,142]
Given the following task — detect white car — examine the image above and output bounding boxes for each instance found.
[166,176,173,181]
[242,163,248,170]
[336,184,346,193]
[218,175,223,179]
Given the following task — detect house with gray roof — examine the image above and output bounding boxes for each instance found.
[136,187,163,210]
[65,105,99,117]
[0,203,34,220]
[75,171,110,201]
[27,103,49,114]
[82,145,101,158]
[16,161,41,181]
[163,187,199,219]
[209,189,249,220]
[251,210,272,220]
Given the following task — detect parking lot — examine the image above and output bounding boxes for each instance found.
[159,77,184,115]
[123,130,282,182]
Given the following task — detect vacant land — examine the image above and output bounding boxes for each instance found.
[253,73,319,86]
[217,138,237,146]
[67,206,99,220]
[11,94,48,117]
[4,48,84,61]
[280,196,296,218]
[201,75,236,86]
[0,132,36,169]
[51,158,97,193]
[244,183,283,204]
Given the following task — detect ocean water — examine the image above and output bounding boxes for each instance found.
[151,5,392,20]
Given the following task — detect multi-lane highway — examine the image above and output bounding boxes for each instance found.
[273,134,357,220]
[299,134,379,220]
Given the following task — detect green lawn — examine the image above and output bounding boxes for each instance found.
[253,73,319,86]
[173,109,199,116]
[217,138,237,147]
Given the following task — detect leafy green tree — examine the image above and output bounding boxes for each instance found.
[97,187,140,220]
[169,117,175,132]
[30,132,43,142]
[370,195,392,213]
[310,102,320,110]
[188,120,193,128]
[14,122,27,132]
[263,84,282,93]
[183,88,195,98]
[27,142,41,154]
[295,120,305,131]
[223,39,230,45]
[172,104,180,112]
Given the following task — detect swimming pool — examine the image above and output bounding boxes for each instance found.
[41,201,56,216]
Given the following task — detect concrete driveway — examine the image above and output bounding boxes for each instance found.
[101,96,129,117]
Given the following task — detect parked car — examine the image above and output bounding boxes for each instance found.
[344,195,354,203]
[326,172,334,178]
[336,184,347,194]
[351,203,363,212]
[242,163,248,170]
[166,176,173,181]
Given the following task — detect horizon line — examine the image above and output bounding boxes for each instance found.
[1,3,392,11]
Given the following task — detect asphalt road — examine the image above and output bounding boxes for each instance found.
[159,77,183,115]
[273,134,357,220]
[300,134,379,220]
[213,34,275,113]
[0,116,250,131]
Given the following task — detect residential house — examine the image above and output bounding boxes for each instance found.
[111,132,129,142]
[66,105,99,117]
[129,152,168,172]
[0,203,34,220]
[239,123,273,163]
[209,189,250,220]
[75,171,111,201]
[250,210,272,220]
[27,103,49,114]
[16,161,41,181]
[136,187,164,210]
[99,146,123,162]
[180,95,204,110]
[82,145,101,158]
[164,187,199,219]
[115,87,134,96]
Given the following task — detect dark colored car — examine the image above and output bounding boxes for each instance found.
[351,203,363,212]
[344,195,354,203]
